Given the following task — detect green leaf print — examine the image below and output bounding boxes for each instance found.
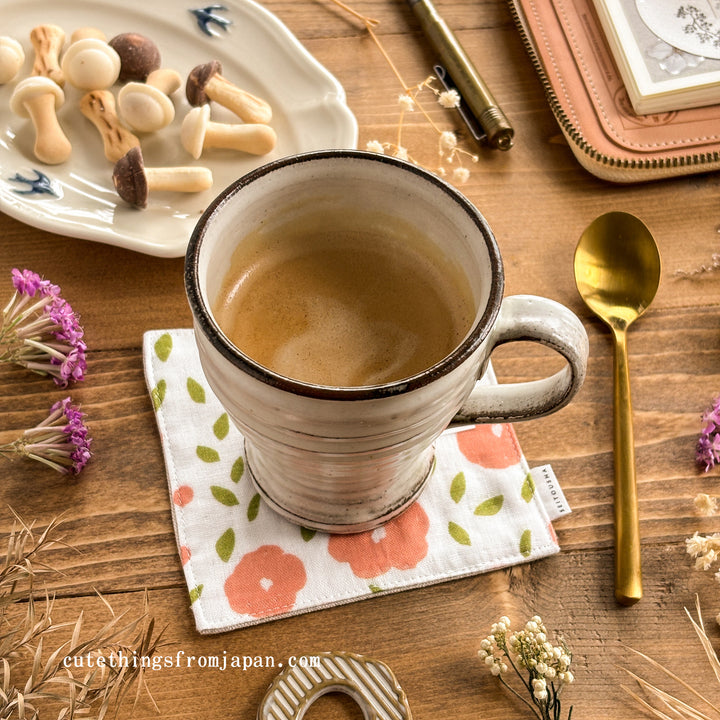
[448,521,471,546]
[150,379,166,411]
[189,584,203,604]
[520,529,532,557]
[521,473,536,503]
[474,495,504,516]
[369,584,384,593]
[300,527,316,542]
[187,377,206,403]
[154,332,173,362]
[215,528,235,562]
[450,472,466,503]
[211,486,239,506]
[230,456,245,483]
[247,493,261,521]
[196,446,220,463]
[213,413,230,440]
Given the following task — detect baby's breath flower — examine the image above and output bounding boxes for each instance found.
[694,492,718,516]
[366,140,385,154]
[393,146,409,161]
[439,130,458,153]
[1,269,87,387]
[0,397,92,475]
[452,167,471,184]
[398,93,415,112]
[479,614,573,720]
[438,88,461,108]
[686,531,720,573]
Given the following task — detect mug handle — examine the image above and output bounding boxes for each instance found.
[452,295,589,424]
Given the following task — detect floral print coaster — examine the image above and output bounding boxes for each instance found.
[143,329,571,634]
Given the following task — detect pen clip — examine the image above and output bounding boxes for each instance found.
[433,63,486,146]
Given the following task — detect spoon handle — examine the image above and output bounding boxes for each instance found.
[612,328,643,605]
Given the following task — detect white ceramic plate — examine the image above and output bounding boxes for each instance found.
[0,0,358,257]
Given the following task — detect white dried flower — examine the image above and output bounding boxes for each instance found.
[452,167,470,184]
[696,549,718,571]
[398,93,415,111]
[366,140,385,154]
[686,532,720,573]
[694,492,718,516]
[438,88,461,108]
[439,130,458,153]
[532,677,547,699]
[686,532,708,557]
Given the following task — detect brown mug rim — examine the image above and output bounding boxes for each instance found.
[184,149,504,401]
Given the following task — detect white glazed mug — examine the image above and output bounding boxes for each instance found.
[185,150,589,533]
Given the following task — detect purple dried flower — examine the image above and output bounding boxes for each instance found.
[1,269,86,386]
[697,396,720,471]
[0,397,92,474]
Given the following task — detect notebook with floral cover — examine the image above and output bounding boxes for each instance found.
[592,0,720,114]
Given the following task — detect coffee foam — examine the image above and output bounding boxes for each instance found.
[212,209,476,387]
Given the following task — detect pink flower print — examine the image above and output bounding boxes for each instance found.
[225,545,307,618]
[456,423,522,469]
[173,485,194,507]
[327,502,430,579]
[180,545,191,566]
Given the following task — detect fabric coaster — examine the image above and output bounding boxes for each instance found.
[142,329,571,634]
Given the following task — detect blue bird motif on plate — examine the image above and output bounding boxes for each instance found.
[8,170,59,197]
[189,5,232,36]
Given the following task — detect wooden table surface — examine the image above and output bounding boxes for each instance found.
[2,1,720,718]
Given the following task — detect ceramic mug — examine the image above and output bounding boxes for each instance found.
[185,150,589,533]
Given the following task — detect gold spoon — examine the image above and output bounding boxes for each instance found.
[574,212,661,606]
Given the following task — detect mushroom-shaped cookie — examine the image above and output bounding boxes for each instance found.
[61,37,120,90]
[186,61,272,124]
[0,36,25,84]
[10,76,72,164]
[112,146,213,208]
[117,68,181,133]
[80,90,140,162]
[181,105,276,158]
[30,24,65,87]
[108,32,161,82]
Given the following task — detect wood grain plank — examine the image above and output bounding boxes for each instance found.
[6,544,716,720]
[2,2,720,718]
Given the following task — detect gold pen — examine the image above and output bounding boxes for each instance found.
[406,0,514,150]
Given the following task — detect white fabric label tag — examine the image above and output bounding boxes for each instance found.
[530,464,572,521]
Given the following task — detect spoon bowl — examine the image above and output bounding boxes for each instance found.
[574,212,661,331]
[574,211,661,605]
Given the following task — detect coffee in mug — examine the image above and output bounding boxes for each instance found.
[212,207,476,387]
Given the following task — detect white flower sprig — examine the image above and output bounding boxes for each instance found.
[479,615,574,720]
[324,0,479,183]
[684,483,720,624]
